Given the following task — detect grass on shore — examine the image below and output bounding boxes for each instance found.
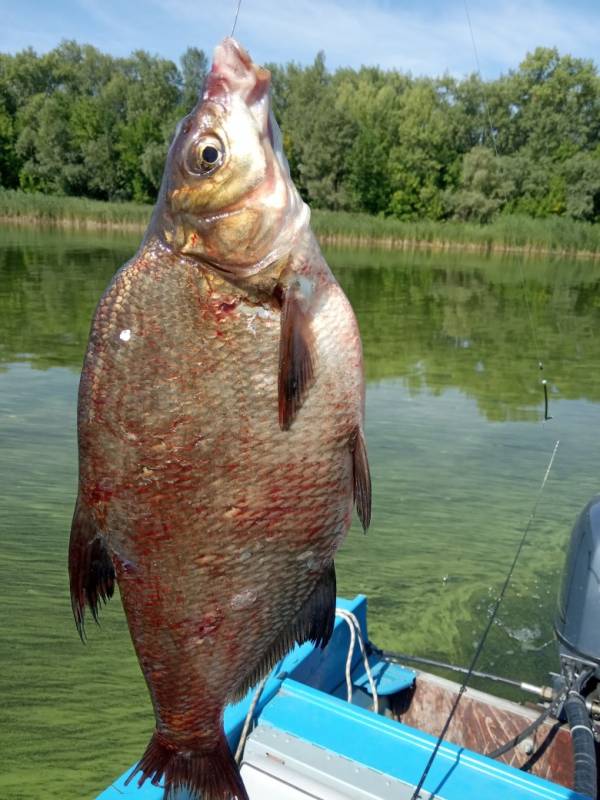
[2,188,600,256]
[312,208,600,256]
[0,189,151,228]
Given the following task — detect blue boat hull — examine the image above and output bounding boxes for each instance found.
[97,596,584,800]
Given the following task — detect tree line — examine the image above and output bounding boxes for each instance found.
[1,41,599,223]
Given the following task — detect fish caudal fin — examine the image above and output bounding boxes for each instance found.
[352,426,371,533]
[68,498,115,640]
[231,562,336,701]
[126,730,249,800]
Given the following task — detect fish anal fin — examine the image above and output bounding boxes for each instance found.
[126,728,249,800]
[278,280,316,431]
[231,562,336,702]
[68,498,115,641]
[352,426,372,533]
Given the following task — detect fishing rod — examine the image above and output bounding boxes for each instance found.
[376,648,554,700]
[409,439,560,800]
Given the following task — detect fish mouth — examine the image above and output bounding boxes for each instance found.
[203,37,271,116]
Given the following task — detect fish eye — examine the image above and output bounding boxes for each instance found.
[201,145,219,164]
[186,135,225,176]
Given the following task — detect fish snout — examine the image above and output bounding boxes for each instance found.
[204,38,271,128]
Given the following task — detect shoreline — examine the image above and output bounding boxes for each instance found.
[317,233,600,260]
[2,214,600,260]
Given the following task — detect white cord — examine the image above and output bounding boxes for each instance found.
[235,610,380,764]
[339,609,356,703]
[335,608,379,714]
[235,675,268,764]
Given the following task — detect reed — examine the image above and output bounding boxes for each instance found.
[312,210,600,256]
[1,190,599,256]
[0,189,150,229]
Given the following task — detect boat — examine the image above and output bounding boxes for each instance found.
[97,497,600,800]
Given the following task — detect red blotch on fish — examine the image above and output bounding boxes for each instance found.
[196,609,223,639]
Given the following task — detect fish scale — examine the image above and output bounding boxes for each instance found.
[69,37,370,800]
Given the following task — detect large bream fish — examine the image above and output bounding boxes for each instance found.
[69,37,371,800]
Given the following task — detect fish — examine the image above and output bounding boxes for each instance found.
[68,37,371,800]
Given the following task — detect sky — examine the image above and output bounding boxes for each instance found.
[1,0,600,78]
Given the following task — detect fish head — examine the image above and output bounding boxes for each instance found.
[155,38,308,278]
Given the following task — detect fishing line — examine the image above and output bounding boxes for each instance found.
[463,0,498,157]
[463,0,552,421]
[231,0,243,37]
[409,440,560,800]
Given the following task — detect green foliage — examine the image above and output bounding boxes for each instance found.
[446,146,516,222]
[0,188,151,226]
[180,47,208,113]
[0,42,203,203]
[0,41,599,223]
[562,151,600,220]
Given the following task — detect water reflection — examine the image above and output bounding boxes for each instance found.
[327,247,600,421]
[2,226,600,799]
[2,227,599,423]
[0,227,135,370]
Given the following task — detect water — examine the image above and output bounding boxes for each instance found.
[1,225,600,799]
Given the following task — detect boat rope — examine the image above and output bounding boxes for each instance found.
[336,608,379,713]
[463,0,552,421]
[409,439,560,800]
[234,674,269,764]
[234,610,379,764]
[231,0,243,37]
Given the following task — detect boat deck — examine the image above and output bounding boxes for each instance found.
[97,596,585,800]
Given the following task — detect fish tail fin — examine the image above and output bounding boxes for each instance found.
[125,729,249,800]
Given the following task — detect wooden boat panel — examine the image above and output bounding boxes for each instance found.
[393,670,574,789]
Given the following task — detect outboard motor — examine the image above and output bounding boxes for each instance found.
[554,496,600,799]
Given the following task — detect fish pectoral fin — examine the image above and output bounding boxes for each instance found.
[352,426,372,533]
[278,279,316,430]
[230,562,336,702]
[68,498,115,641]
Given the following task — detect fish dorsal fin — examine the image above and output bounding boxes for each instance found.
[278,279,316,430]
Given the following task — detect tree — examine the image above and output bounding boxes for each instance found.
[445,146,515,222]
[506,48,600,161]
[563,152,600,221]
[387,79,463,220]
[1,39,599,222]
[180,47,208,112]
[277,53,357,209]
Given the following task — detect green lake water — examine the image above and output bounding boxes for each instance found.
[2,225,600,799]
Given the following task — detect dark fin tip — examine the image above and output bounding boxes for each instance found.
[352,427,372,533]
[126,729,249,800]
[277,282,316,431]
[231,563,336,701]
[68,501,115,641]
